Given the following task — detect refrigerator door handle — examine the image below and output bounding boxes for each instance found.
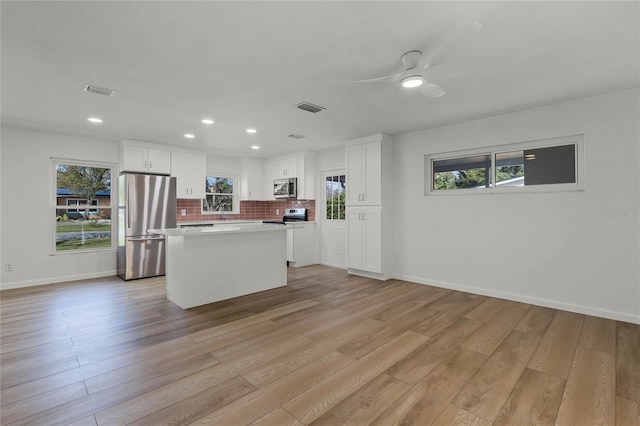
[127,180,131,230]
[129,236,165,242]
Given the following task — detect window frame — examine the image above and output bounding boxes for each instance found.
[51,158,116,255]
[202,173,239,215]
[325,174,346,221]
[424,134,585,196]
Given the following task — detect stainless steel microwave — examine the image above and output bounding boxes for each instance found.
[273,178,297,199]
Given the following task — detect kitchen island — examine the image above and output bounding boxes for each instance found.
[149,223,290,309]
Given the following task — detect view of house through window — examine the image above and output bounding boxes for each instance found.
[427,137,581,193]
[54,162,113,252]
[326,175,346,220]
[433,154,492,190]
[203,176,235,214]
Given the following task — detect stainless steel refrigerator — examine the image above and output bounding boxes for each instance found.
[117,173,177,280]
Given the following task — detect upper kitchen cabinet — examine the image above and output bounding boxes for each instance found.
[240,157,263,200]
[345,134,392,206]
[121,140,171,174]
[275,156,298,178]
[262,159,276,200]
[263,152,316,200]
[171,150,206,199]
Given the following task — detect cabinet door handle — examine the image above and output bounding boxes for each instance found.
[145,160,148,169]
[362,193,365,201]
[149,161,152,169]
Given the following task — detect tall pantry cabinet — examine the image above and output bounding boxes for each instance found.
[345,134,393,280]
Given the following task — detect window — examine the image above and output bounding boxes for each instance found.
[203,175,237,214]
[433,154,492,190]
[53,160,114,253]
[425,135,584,194]
[325,175,346,220]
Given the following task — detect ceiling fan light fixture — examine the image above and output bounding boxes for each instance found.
[401,75,424,88]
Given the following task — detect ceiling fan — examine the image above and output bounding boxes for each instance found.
[337,22,482,97]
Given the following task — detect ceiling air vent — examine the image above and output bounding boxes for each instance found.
[83,84,116,97]
[295,102,325,113]
[288,134,305,140]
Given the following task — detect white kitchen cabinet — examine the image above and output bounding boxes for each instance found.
[346,140,384,205]
[171,151,206,199]
[345,134,392,279]
[121,141,171,174]
[346,207,382,273]
[262,159,276,200]
[240,157,263,200]
[286,222,317,267]
[275,156,298,178]
[262,152,316,200]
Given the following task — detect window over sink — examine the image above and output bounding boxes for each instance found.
[202,174,238,215]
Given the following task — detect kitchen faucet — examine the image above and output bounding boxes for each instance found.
[220,203,231,220]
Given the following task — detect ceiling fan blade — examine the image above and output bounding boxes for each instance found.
[419,80,446,97]
[333,72,403,84]
[424,22,482,68]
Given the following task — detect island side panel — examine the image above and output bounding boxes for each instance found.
[170,230,287,309]
[165,235,187,308]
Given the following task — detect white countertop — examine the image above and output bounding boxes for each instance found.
[177,220,262,226]
[177,219,316,226]
[150,223,297,237]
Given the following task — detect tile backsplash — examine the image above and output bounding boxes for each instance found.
[176,199,316,222]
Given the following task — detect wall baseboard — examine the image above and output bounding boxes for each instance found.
[347,268,390,281]
[393,273,640,325]
[318,261,346,270]
[1,270,118,291]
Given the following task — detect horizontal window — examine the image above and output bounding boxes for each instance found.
[433,154,492,190]
[425,135,584,195]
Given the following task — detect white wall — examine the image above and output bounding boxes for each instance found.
[0,126,120,289]
[392,88,640,323]
[206,154,243,176]
[316,146,345,172]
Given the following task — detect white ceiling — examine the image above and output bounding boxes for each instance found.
[1,1,638,158]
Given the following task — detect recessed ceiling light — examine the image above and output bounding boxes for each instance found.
[201,119,214,125]
[246,128,257,134]
[401,75,424,88]
[87,117,103,123]
[184,133,195,139]
[251,145,260,150]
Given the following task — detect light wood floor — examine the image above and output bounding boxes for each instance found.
[1,265,638,425]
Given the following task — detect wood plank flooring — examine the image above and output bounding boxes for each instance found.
[1,265,638,425]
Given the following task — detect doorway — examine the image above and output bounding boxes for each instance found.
[320,171,346,268]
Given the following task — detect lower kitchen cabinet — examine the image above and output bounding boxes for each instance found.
[346,206,382,274]
[286,222,316,267]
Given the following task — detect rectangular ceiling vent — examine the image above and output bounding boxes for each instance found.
[288,133,306,139]
[295,102,325,113]
[83,84,116,97]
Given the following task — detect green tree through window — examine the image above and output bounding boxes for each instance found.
[326,175,345,220]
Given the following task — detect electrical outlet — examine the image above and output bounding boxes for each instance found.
[5,263,14,272]
[276,209,280,215]
[394,256,398,263]
[181,209,187,216]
